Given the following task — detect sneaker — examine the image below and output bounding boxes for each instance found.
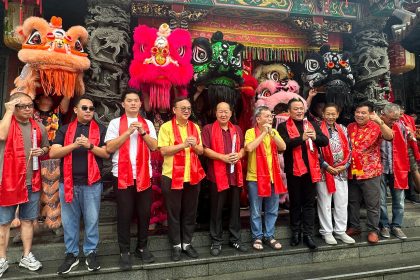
[335,233,356,244]
[85,252,100,272]
[19,252,42,271]
[323,234,338,245]
[0,258,8,278]
[210,243,222,256]
[183,244,199,258]
[346,227,361,237]
[171,246,182,262]
[380,227,391,238]
[391,227,407,240]
[119,253,132,271]
[57,253,79,274]
[367,231,379,244]
[134,247,155,264]
[229,241,248,252]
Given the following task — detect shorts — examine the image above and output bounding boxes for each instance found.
[0,185,40,225]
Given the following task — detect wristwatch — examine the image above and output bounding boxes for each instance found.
[140,131,147,137]
[88,143,94,150]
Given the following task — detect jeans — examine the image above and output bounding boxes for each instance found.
[379,174,405,228]
[59,182,102,256]
[247,181,279,240]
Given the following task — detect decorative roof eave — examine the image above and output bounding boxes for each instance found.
[131,0,361,21]
[393,7,420,54]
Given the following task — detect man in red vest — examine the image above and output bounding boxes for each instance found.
[245,106,286,251]
[158,97,205,261]
[379,103,409,240]
[50,96,109,274]
[105,89,158,270]
[278,98,329,250]
[346,101,394,244]
[0,92,49,277]
[202,102,247,256]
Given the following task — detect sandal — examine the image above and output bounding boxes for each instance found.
[264,238,282,250]
[253,239,264,251]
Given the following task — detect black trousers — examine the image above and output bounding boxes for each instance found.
[161,175,201,245]
[113,177,152,253]
[286,173,316,236]
[209,182,242,244]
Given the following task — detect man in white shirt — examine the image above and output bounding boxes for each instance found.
[105,89,157,270]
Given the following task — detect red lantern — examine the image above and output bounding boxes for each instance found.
[388,41,416,75]
[3,0,41,50]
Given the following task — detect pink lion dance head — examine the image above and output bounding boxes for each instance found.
[255,79,307,111]
[128,23,193,111]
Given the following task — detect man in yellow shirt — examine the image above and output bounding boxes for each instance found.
[244,106,286,251]
[158,97,205,261]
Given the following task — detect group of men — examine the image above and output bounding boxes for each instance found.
[0,89,414,278]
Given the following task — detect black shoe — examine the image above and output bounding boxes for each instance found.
[134,247,155,264]
[229,241,248,252]
[183,245,199,258]
[171,246,182,262]
[303,235,317,250]
[85,252,100,272]
[290,232,301,247]
[210,244,222,256]
[119,253,132,271]
[57,253,79,275]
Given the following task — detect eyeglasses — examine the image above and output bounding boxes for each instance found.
[81,105,95,112]
[176,106,192,112]
[15,103,34,110]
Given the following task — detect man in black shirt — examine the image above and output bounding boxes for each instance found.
[278,98,329,249]
[50,96,109,274]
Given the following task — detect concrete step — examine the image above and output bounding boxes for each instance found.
[6,202,420,263]
[3,227,420,279]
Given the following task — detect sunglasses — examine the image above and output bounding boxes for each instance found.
[80,105,95,112]
[15,103,34,110]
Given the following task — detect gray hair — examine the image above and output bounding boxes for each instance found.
[382,103,401,116]
[254,105,271,119]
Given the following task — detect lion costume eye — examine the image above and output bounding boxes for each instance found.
[259,88,272,98]
[267,71,280,82]
[192,46,208,64]
[27,31,42,45]
[177,46,186,57]
[305,59,320,73]
[74,40,84,52]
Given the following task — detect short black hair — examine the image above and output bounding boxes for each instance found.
[122,88,142,102]
[74,95,95,106]
[172,96,190,108]
[355,101,373,112]
[287,98,304,110]
[323,103,340,112]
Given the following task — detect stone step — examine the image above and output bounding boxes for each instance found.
[3,227,420,280]
[6,202,420,264]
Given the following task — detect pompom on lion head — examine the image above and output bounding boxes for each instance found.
[11,16,90,99]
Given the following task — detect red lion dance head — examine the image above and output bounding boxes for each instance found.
[12,16,90,99]
[128,23,193,111]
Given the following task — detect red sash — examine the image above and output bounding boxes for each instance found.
[63,119,101,203]
[255,126,287,196]
[320,121,351,193]
[0,117,42,206]
[211,121,243,192]
[347,121,381,179]
[286,118,321,182]
[171,118,205,189]
[117,114,151,192]
[393,122,409,190]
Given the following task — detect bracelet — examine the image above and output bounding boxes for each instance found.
[140,131,147,137]
[40,149,45,156]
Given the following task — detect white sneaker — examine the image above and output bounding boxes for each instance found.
[19,252,42,271]
[0,258,8,278]
[323,234,338,245]
[335,233,356,244]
